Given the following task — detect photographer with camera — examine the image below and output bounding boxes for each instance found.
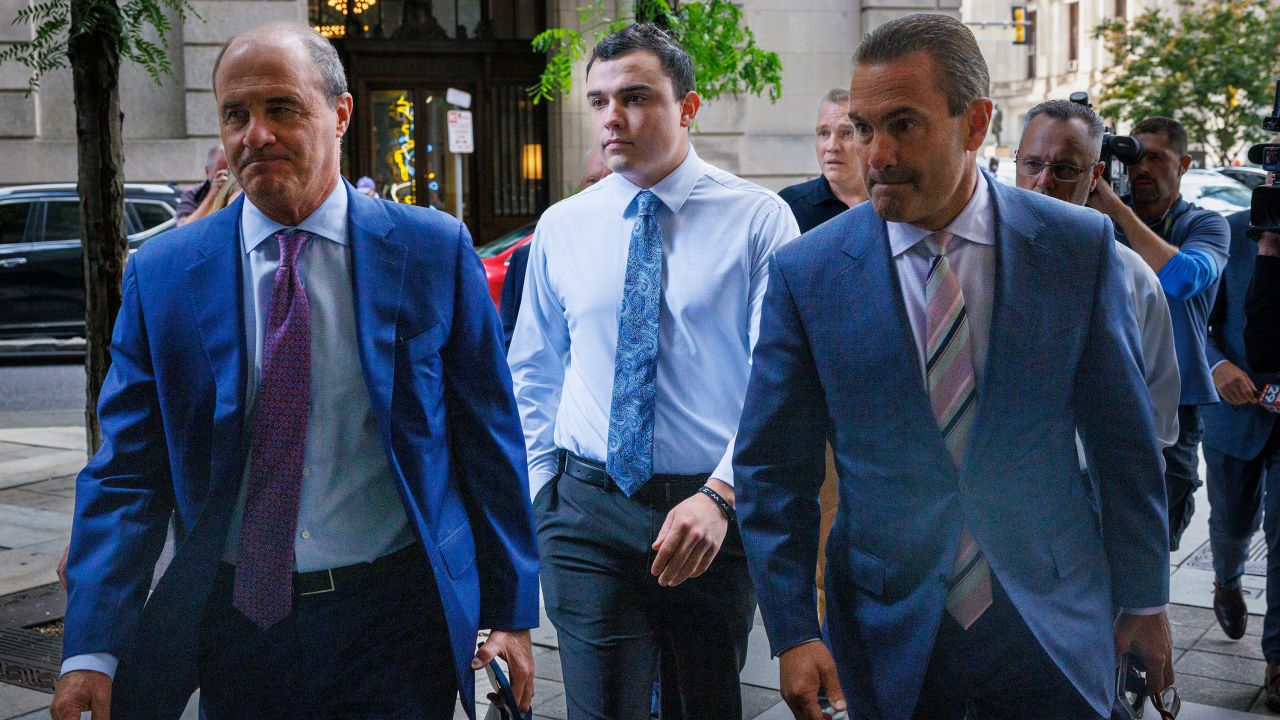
[1085,116,1231,553]
[1014,100,1181,452]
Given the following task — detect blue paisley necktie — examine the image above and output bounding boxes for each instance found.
[606,189,663,496]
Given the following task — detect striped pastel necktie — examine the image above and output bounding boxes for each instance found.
[233,228,312,629]
[924,231,992,629]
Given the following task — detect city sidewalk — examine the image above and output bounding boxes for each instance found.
[0,426,1274,719]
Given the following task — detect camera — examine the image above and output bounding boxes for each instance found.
[1069,92,1146,195]
[1246,80,1280,241]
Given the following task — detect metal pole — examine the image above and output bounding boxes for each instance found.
[454,152,464,222]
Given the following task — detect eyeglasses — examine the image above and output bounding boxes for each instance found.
[1015,156,1088,183]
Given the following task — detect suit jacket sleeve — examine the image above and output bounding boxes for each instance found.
[441,222,540,631]
[733,253,830,656]
[63,259,176,660]
[1074,229,1170,608]
[498,244,529,353]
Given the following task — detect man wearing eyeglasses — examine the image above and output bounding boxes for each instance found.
[1014,100,1181,454]
[1082,118,1230,560]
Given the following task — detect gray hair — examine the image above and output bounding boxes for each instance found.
[212,23,348,102]
[853,13,989,116]
[1023,99,1105,158]
[822,87,850,107]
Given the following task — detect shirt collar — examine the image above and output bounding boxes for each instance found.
[813,175,841,207]
[888,171,995,257]
[241,179,349,254]
[609,143,705,216]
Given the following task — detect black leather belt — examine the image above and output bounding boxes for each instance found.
[224,543,421,597]
[557,450,708,507]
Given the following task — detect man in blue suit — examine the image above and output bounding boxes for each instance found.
[1202,209,1280,699]
[51,23,538,720]
[735,14,1173,720]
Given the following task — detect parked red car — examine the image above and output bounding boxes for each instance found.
[477,222,536,307]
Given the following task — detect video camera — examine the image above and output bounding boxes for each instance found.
[1068,92,1146,195]
[1246,80,1280,241]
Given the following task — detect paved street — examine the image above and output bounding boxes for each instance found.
[0,414,1275,718]
[0,360,85,430]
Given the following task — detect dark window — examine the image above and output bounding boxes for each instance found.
[490,84,547,217]
[1027,10,1037,79]
[130,200,175,231]
[311,0,540,40]
[0,202,32,245]
[1115,0,1126,19]
[1068,3,1079,63]
[43,201,81,242]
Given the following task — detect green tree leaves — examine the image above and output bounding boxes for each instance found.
[1094,0,1280,165]
[529,0,783,105]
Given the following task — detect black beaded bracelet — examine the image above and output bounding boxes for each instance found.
[697,485,735,523]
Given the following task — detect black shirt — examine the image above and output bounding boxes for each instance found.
[778,176,850,234]
[1246,254,1280,372]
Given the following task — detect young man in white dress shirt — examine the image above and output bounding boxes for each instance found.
[508,23,799,720]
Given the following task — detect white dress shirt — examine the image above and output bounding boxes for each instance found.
[887,172,997,384]
[508,145,800,500]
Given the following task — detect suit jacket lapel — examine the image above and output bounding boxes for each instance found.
[185,196,249,499]
[839,208,940,438]
[968,180,1049,464]
[346,183,405,442]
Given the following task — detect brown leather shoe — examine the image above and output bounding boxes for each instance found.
[1266,663,1280,711]
[1214,583,1248,640]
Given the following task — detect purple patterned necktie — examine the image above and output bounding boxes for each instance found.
[233,228,312,629]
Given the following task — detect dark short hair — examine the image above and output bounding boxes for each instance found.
[213,23,348,102]
[854,13,989,116]
[1132,116,1189,157]
[587,23,696,100]
[1023,99,1106,158]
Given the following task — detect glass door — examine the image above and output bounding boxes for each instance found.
[366,86,471,222]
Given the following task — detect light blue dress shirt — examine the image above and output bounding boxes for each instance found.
[508,145,800,500]
[62,180,414,679]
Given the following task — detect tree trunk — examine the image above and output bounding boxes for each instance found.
[69,0,126,457]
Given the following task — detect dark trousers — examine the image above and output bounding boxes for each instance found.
[912,580,1104,720]
[1205,421,1280,661]
[535,472,757,720]
[197,545,456,719]
[1166,405,1205,551]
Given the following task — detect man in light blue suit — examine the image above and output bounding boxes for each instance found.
[735,14,1173,720]
[51,23,538,720]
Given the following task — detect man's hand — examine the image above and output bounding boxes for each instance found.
[472,630,534,713]
[1086,177,1125,217]
[650,479,732,587]
[50,670,112,720]
[1115,611,1175,696]
[779,640,847,720]
[57,543,69,591]
[1213,362,1259,405]
[1260,231,1280,258]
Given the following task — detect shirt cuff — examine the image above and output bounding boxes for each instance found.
[1210,359,1228,374]
[61,652,118,679]
[710,438,736,487]
[1121,605,1167,616]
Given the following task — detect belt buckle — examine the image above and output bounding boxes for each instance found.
[299,568,336,596]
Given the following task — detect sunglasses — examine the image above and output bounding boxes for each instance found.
[1119,657,1180,719]
[482,658,532,720]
